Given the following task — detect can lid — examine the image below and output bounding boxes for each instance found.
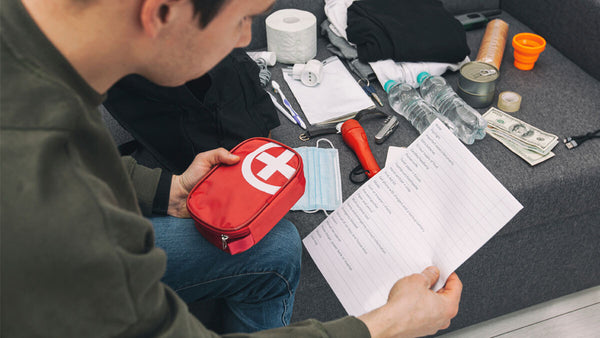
[460,61,499,83]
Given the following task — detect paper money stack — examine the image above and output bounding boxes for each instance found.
[482,107,559,166]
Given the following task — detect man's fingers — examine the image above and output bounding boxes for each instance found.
[209,148,240,165]
[438,272,463,303]
[199,148,239,166]
[420,266,440,288]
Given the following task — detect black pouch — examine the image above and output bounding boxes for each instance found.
[104,48,279,174]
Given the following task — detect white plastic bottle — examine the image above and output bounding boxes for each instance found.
[417,72,487,144]
[384,80,456,135]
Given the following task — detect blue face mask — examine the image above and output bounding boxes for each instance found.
[292,139,342,212]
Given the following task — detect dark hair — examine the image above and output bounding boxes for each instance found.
[191,0,231,28]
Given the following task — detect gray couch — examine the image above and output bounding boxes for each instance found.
[246,0,600,334]
[103,0,600,335]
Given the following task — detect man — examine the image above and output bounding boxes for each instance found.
[0,0,462,337]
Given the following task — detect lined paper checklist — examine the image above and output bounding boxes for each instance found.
[303,119,523,316]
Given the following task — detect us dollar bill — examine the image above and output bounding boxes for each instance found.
[486,127,559,155]
[487,128,555,166]
[483,107,558,155]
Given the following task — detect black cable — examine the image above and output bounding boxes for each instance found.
[563,128,600,149]
[349,165,369,184]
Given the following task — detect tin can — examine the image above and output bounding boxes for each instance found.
[457,61,499,108]
[457,85,496,108]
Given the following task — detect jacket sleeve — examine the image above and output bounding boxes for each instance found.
[220,317,371,338]
[122,281,371,337]
[121,156,171,216]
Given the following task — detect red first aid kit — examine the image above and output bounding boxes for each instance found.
[187,138,305,255]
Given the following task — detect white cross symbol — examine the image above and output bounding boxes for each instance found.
[256,150,295,180]
[241,142,297,195]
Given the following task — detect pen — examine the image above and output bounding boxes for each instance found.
[267,91,296,125]
[271,80,307,129]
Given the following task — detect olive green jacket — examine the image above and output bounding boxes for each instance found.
[0,0,369,337]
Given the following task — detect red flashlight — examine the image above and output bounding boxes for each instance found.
[341,119,380,178]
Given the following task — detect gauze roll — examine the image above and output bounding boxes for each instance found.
[246,51,277,66]
[266,9,317,64]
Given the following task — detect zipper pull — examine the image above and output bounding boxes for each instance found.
[221,234,229,250]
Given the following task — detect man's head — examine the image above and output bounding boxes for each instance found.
[20,0,275,92]
[191,0,230,28]
[134,0,275,87]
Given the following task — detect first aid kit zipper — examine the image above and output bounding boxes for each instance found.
[221,234,229,250]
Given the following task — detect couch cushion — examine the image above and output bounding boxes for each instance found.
[268,9,600,330]
[271,10,600,238]
[438,11,600,238]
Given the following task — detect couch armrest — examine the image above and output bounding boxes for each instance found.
[501,0,600,81]
[441,0,499,14]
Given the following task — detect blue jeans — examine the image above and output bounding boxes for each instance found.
[150,216,302,333]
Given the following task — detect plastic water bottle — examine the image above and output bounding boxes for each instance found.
[384,80,456,135]
[417,72,487,144]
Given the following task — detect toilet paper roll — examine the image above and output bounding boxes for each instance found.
[266,9,317,64]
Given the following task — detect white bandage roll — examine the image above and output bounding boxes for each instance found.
[266,9,317,64]
[246,51,277,66]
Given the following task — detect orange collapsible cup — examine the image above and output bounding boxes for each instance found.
[512,33,546,70]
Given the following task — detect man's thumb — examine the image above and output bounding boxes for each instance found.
[421,266,440,288]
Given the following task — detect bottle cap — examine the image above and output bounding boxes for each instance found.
[384,80,397,93]
[416,72,430,85]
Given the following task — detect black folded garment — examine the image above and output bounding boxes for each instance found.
[104,49,279,174]
[347,0,470,63]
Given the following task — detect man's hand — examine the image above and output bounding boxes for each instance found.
[358,266,462,338]
[168,148,239,218]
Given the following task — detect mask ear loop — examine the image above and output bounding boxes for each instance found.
[302,138,336,217]
[315,138,335,149]
[302,209,330,217]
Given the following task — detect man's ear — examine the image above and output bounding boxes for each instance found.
[139,0,173,37]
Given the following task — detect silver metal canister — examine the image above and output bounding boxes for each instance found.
[457,61,499,108]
